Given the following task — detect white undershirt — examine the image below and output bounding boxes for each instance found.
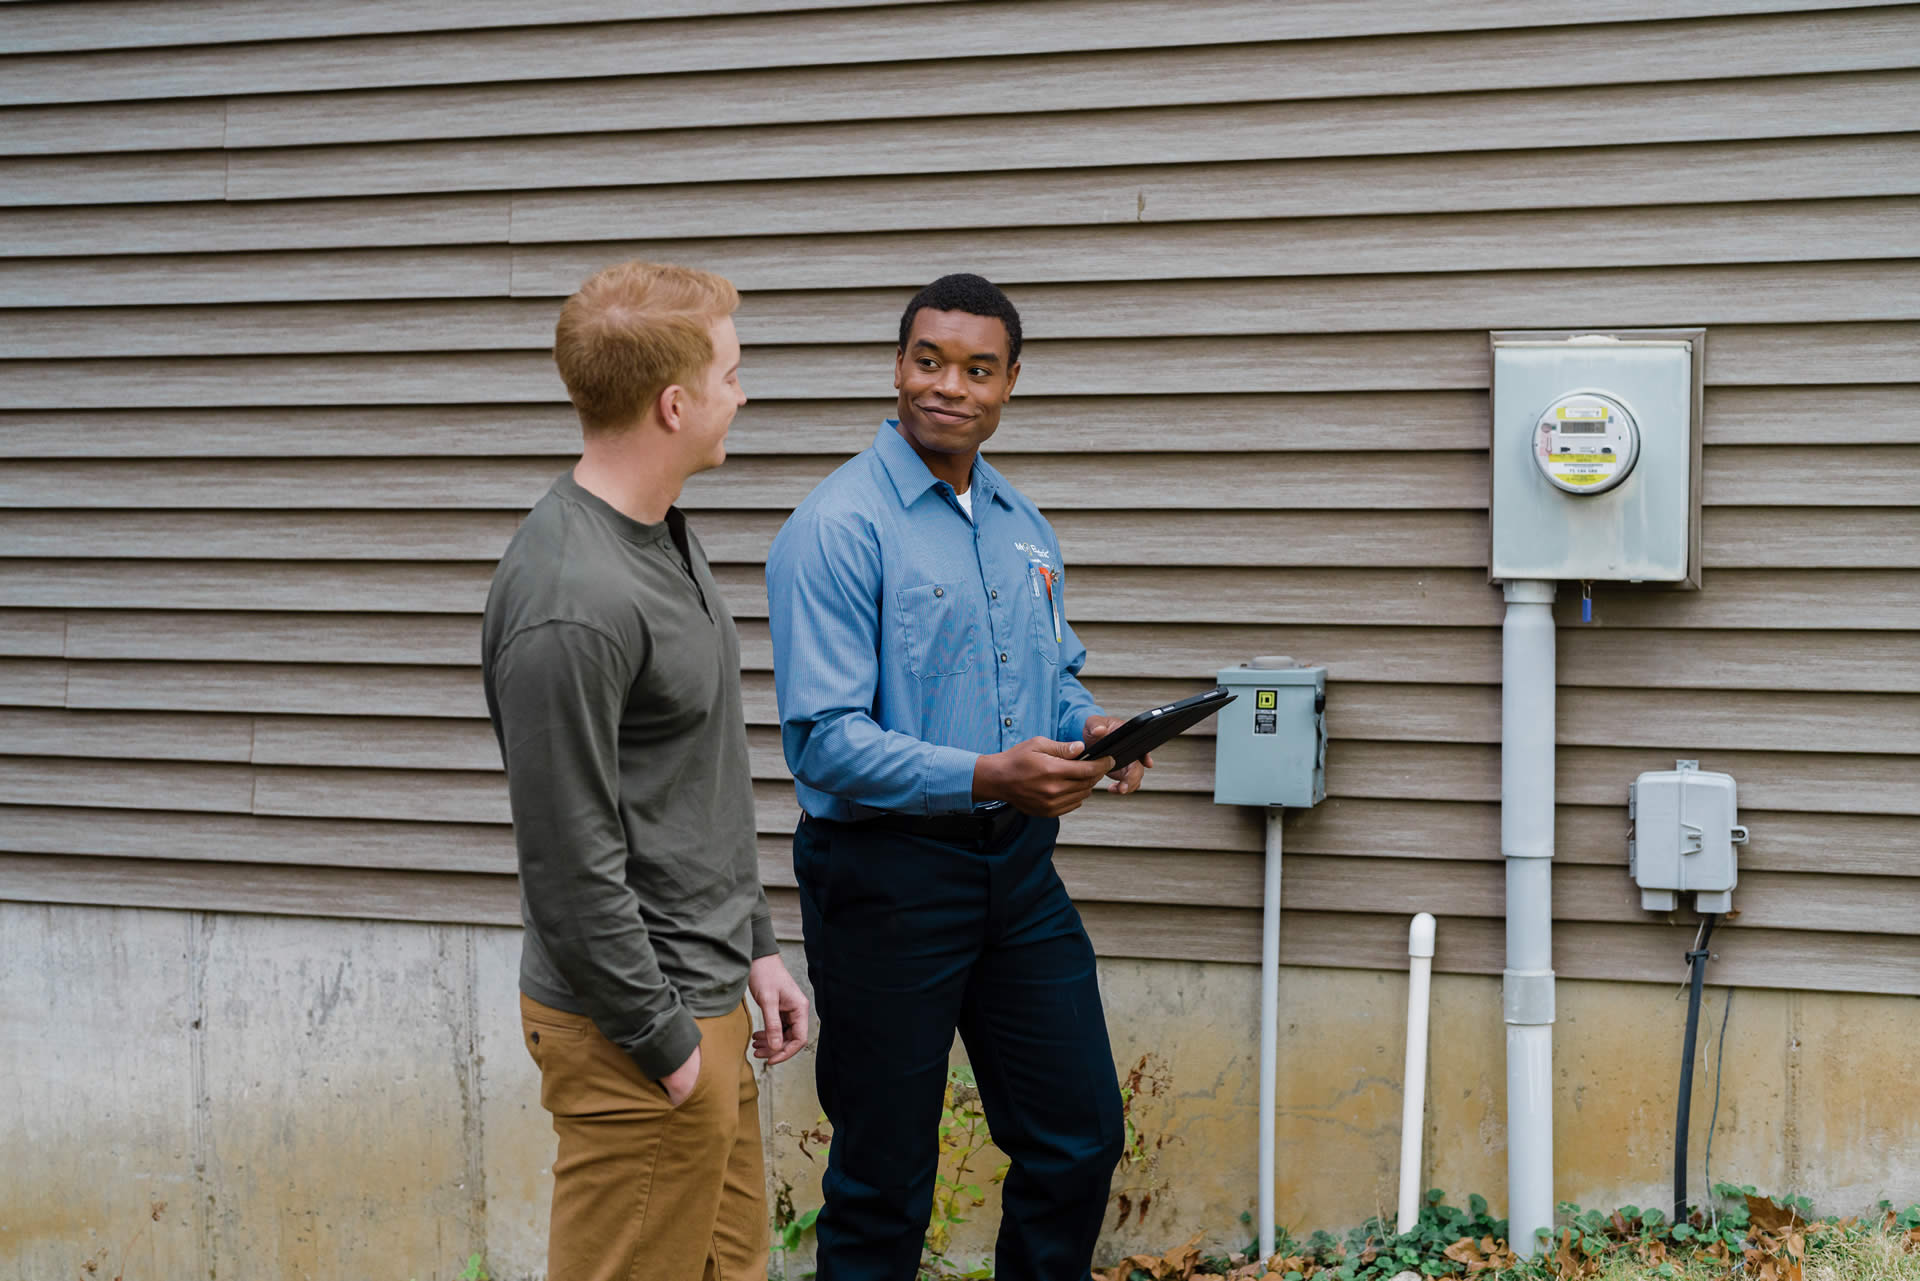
[954,487,974,520]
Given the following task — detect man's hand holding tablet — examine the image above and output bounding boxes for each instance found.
[1078,687,1236,793]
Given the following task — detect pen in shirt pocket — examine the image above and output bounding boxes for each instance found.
[1031,562,1063,643]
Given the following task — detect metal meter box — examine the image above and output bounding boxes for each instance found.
[1213,660,1326,808]
[1629,760,1748,914]
[1490,330,1705,589]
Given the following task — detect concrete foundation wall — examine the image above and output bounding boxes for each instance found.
[6,903,1917,1280]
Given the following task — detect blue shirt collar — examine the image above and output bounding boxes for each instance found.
[874,419,1011,511]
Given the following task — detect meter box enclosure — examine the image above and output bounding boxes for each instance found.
[1213,660,1326,808]
[1490,330,1706,589]
[1629,760,1749,914]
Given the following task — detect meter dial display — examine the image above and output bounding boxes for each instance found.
[1532,390,1640,496]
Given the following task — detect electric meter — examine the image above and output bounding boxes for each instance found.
[1490,330,1704,586]
[1532,390,1640,496]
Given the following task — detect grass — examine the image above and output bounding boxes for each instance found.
[1585,1221,1920,1281]
[1805,1226,1920,1281]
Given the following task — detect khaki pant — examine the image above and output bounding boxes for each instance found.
[521,993,767,1281]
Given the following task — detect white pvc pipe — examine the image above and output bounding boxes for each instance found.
[1396,912,1437,1235]
[1501,580,1558,1254]
[1257,807,1283,1265]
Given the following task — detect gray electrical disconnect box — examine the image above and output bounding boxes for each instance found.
[1629,760,1749,913]
[1213,659,1326,808]
[1490,330,1706,589]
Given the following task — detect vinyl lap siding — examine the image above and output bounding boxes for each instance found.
[1,0,1916,992]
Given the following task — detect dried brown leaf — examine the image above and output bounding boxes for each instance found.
[1549,1228,1601,1281]
[1162,1231,1204,1280]
[1747,1194,1803,1234]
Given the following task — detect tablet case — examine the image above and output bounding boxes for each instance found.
[1078,687,1235,770]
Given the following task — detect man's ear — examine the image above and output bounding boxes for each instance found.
[893,347,905,391]
[655,383,687,433]
[1003,360,1020,399]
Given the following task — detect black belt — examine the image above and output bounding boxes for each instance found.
[806,802,1023,846]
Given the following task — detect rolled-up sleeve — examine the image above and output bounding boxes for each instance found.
[492,621,701,1080]
[767,512,978,815]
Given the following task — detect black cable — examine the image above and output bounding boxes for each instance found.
[1704,987,1735,1220]
[1673,913,1719,1226]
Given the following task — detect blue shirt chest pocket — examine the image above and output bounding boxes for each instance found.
[895,582,978,678]
[1025,565,1060,666]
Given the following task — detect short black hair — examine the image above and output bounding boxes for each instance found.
[897,273,1022,365]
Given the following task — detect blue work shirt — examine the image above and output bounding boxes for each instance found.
[766,421,1105,820]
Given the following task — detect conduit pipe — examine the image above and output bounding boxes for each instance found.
[1673,914,1720,1225]
[1257,807,1283,1265]
[1502,580,1557,1255]
[1397,912,1437,1235]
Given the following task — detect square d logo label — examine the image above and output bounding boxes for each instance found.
[1255,690,1278,710]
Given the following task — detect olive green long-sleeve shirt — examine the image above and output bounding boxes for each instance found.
[482,472,774,1080]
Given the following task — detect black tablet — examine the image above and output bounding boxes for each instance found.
[1077,687,1235,771]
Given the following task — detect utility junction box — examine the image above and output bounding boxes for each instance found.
[1490,329,1706,589]
[1629,760,1748,913]
[1213,658,1326,809]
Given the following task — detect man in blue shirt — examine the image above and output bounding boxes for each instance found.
[767,274,1150,1280]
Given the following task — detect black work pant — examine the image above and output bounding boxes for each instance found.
[794,812,1125,1281]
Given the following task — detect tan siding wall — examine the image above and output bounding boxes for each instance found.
[2,1,1916,994]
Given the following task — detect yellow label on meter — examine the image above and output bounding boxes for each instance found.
[1256,690,1278,710]
[1551,473,1611,486]
[1556,406,1609,420]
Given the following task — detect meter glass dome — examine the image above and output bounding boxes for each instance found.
[1532,391,1640,496]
